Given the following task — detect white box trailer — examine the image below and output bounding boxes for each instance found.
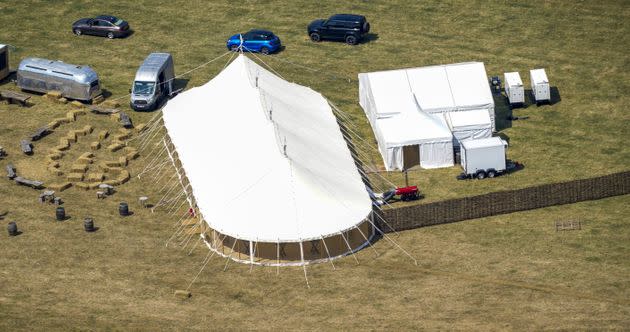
[0,44,9,81]
[460,137,507,179]
[530,68,550,104]
[504,71,524,105]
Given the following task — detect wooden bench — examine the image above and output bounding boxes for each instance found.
[30,127,51,141]
[0,90,31,106]
[14,176,44,189]
[119,112,133,129]
[88,105,120,115]
[20,139,33,155]
[6,164,16,179]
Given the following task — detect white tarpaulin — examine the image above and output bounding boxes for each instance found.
[162,55,372,243]
[445,109,492,147]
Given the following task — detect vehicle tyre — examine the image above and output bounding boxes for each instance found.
[476,171,486,180]
[345,35,358,45]
[74,29,82,36]
[310,32,321,42]
[230,44,240,52]
[363,22,370,33]
[107,32,115,39]
[261,47,270,55]
[487,170,496,178]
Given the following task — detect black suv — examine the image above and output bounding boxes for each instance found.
[307,14,370,45]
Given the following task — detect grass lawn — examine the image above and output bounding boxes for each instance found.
[0,0,629,329]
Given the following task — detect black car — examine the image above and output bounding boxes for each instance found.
[307,14,370,45]
[72,15,130,39]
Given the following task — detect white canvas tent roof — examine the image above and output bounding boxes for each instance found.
[162,55,372,243]
[445,109,492,145]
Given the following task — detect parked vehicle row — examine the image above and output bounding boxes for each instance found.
[7,13,371,106]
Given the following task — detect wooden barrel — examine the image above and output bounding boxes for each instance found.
[84,218,95,232]
[55,207,66,221]
[118,202,129,216]
[7,222,18,236]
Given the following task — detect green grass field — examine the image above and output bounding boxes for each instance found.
[1,0,629,330]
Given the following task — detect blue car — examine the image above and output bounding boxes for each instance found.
[226,29,281,55]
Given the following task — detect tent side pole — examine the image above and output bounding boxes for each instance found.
[276,239,280,275]
[249,240,254,272]
[340,231,359,265]
[223,237,238,272]
[320,235,336,270]
[299,241,310,289]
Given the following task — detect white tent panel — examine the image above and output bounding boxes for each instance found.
[445,109,492,146]
[358,69,415,123]
[162,55,372,242]
[407,66,455,112]
[374,111,454,170]
[445,62,494,110]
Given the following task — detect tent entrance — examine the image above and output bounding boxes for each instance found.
[402,144,420,170]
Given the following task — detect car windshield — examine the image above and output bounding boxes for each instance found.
[133,81,155,95]
[113,18,124,26]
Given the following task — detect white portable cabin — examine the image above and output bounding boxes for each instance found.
[445,109,492,147]
[530,68,550,103]
[359,69,454,171]
[0,44,9,81]
[504,72,524,105]
[460,137,507,177]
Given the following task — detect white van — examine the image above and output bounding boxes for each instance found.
[130,53,175,111]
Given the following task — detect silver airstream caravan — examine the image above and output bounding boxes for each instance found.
[130,53,174,111]
[0,44,9,81]
[17,58,101,102]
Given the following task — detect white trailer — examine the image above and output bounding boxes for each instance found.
[504,71,524,106]
[530,68,550,104]
[0,44,9,81]
[460,137,508,179]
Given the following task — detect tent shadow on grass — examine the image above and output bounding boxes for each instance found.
[493,92,512,131]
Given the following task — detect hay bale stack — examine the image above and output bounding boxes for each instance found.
[48,167,63,176]
[117,170,131,184]
[102,100,121,108]
[70,101,84,109]
[90,141,101,151]
[118,156,128,167]
[80,152,94,159]
[76,157,92,165]
[47,151,64,160]
[69,109,87,118]
[58,97,68,104]
[110,113,121,122]
[82,125,93,135]
[107,142,124,152]
[135,123,147,133]
[102,179,122,186]
[70,164,89,173]
[67,173,84,182]
[56,138,70,151]
[48,182,72,192]
[74,182,91,190]
[92,95,105,104]
[48,161,60,168]
[54,117,71,125]
[45,91,62,100]
[104,159,125,168]
[124,147,139,160]
[66,111,77,122]
[65,132,78,143]
[85,173,105,183]
[47,119,62,130]
[97,130,109,140]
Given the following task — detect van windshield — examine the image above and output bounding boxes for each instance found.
[133,81,155,95]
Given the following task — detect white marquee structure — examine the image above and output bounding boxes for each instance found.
[359,62,495,171]
[160,55,375,266]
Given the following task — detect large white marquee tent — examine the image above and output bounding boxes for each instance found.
[161,55,374,266]
[359,62,495,171]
